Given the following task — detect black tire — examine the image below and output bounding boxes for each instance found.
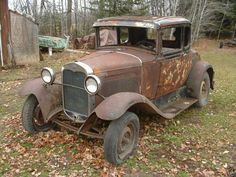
[195,73,210,107]
[104,112,140,165]
[22,95,54,133]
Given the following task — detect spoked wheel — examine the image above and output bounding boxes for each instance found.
[195,72,210,107]
[22,95,54,133]
[118,122,136,160]
[104,112,140,165]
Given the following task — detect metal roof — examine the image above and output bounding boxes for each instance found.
[93,16,191,29]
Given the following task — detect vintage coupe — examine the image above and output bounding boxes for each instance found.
[20,16,214,165]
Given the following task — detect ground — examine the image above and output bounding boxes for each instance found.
[0,40,235,177]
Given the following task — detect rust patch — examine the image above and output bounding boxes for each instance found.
[157,54,192,97]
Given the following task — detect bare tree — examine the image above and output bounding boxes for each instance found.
[74,0,79,36]
[25,0,31,15]
[39,0,45,17]
[196,0,208,40]
[32,0,38,22]
[173,0,179,16]
[67,0,72,36]
[52,0,57,36]
[60,0,65,36]
[83,0,87,33]
[9,0,236,41]
[217,0,229,40]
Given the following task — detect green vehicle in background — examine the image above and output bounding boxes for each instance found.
[38,35,70,51]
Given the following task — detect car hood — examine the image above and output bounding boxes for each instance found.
[78,50,143,75]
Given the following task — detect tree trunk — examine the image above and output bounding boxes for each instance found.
[83,0,87,34]
[74,0,79,37]
[190,2,196,40]
[150,0,155,15]
[217,0,229,40]
[67,0,72,36]
[173,0,179,16]
[196,0,208,40]
[32,0,38,22]
[60,0,65,36]
[53,0,57,36]
[49,5,53,36]
[26,0,31,15]
[39,0,45,17]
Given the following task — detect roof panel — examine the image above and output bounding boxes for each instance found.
[93,16,191,28]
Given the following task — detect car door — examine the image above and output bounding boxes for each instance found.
[156,26,192,97]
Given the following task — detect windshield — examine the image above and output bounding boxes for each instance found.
[97,26,157,51]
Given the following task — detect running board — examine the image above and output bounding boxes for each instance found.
[159,97,197,118]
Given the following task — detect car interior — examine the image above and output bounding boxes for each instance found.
[98,26,190,54]
[98,27,157,51]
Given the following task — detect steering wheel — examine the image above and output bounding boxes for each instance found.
[136,40,155,49]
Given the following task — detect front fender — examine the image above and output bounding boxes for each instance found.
[94,92,175,120]
[19,78,62,120]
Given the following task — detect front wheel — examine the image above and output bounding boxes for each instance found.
[22,95,54,133]
[104,112,140,165]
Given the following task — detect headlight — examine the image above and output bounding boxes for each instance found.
[85,75,101,95]
[41,67,55,84]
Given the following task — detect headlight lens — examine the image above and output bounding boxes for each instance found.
[41,67,55,84]
[85,75,101,95]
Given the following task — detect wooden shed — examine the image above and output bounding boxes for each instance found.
[10,10,39,65]
[0,0,39,66]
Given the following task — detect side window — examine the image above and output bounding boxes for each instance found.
[162,28,176,41]
[161,27,183,57]
[162,27,182,50]
[183,27,191,50]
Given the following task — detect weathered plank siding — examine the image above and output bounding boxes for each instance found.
[10,11,39,65]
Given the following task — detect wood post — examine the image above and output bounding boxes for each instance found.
[0,0,11,66]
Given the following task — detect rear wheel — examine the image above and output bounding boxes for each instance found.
[22,95,54,133]
[195,73,210,107]
[104,112,140,165]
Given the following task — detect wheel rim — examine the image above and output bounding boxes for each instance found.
[200,80,209,99]
[118,122,135,160]
[33,105,46,127]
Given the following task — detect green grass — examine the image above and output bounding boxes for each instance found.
[0,43,235,176]
[0,162,11,176]
[177,171,191,177]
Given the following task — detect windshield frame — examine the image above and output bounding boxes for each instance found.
[94,26,159,54]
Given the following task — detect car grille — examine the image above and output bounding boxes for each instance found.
[63,69,89,116]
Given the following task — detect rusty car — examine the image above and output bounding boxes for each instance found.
[19,16,215,165]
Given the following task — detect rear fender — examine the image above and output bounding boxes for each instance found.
[19,78,62,121]
[93,92,175,121]
[187,60,215,98]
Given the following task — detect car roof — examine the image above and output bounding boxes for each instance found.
[93,16,191,29]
